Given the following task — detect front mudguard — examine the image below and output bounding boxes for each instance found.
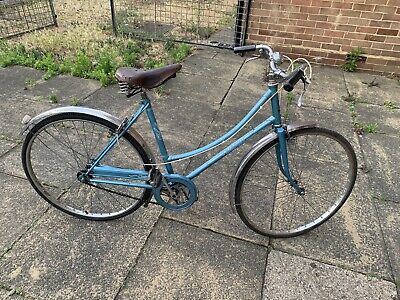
[228,122,317,213]
[21,106,155,163]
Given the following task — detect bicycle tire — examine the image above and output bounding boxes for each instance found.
[22,112,152,220]
[234,127,357,238]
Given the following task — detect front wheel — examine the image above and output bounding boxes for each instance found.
[234,127,357,238]
[22,112,152,220]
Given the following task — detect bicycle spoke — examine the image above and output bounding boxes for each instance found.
[236,128,356,237]
[23,116,150,220]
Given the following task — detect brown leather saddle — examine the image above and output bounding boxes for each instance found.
[115,64,182,90]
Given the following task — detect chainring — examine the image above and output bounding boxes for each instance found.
[153,174,197,210]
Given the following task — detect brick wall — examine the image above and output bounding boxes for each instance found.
[247,0,400,75]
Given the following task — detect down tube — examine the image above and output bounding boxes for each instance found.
[187,116,275,179]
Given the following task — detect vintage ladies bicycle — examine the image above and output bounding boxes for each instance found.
[21,44,357,238]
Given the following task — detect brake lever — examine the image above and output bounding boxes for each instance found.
[297,76,311,107]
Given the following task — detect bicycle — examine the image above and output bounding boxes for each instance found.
[21,44,357,238]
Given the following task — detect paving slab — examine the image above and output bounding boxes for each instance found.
[289,105,365,169]
[221,76,266,109]
[19,75,101,105]
[182,52,243,81]
[163,100,361,245]
[0,67,44,96]
[76,84,133,117]
[116,218,267,300]
[234,59,267,85]
[355,103,400,137]
[162,70,233,106]
[360,134,400,203]
[162,109,272,245]
[272,172,393,280]
[162,164,270,246]
[375,200,400,289]
[290,104,356,142]
[263,250,397,300]
[0,174,47,255]
[299,65,349,113]
[0,145,25,178]
[0,95,54,140]
[0,140,18,158]
[0,288,26,300]
[344,72,400,107]
[0,206,162,300]
[189,47,217,59]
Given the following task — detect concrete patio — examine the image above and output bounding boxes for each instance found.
[0,47,399,299]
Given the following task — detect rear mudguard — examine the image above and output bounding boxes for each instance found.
[21,106,155,163]
[228,122,317,213]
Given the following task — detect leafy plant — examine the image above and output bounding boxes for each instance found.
[383,100,397,110]
[25,77,36,88]
[71,97,80,106]
[154,85,167,98]
[71,50,92,77]
[286,91,294,105]
[0,35,187,87]
[49,94,58,103]
[167,43,192,63]
[144,58,166,70]
[362,122,379,133]
[283,91,295,120]
[342,47,364,72]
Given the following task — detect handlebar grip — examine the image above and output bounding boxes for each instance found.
[233,45,257,53]
[283,65,305,92]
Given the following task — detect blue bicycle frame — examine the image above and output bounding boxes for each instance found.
[86,83,298,190]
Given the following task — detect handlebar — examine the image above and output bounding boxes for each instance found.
[233,45,256,53]
[234,44,308,90]
[234,44,285,78]
[283,64,306,92]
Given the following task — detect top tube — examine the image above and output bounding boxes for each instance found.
[167,86,277,162]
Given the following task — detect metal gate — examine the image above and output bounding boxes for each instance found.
[110,0,251,49]
[0,0,57,39]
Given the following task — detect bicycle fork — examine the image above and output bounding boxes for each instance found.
[275,127,305,195]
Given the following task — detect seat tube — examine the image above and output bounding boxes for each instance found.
[142,93,174,174]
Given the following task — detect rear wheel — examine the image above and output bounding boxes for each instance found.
[234,127,357,238]
[22,113,152,220]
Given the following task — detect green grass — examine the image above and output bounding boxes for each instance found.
[0,38,191,87]
[362,122,379,133]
